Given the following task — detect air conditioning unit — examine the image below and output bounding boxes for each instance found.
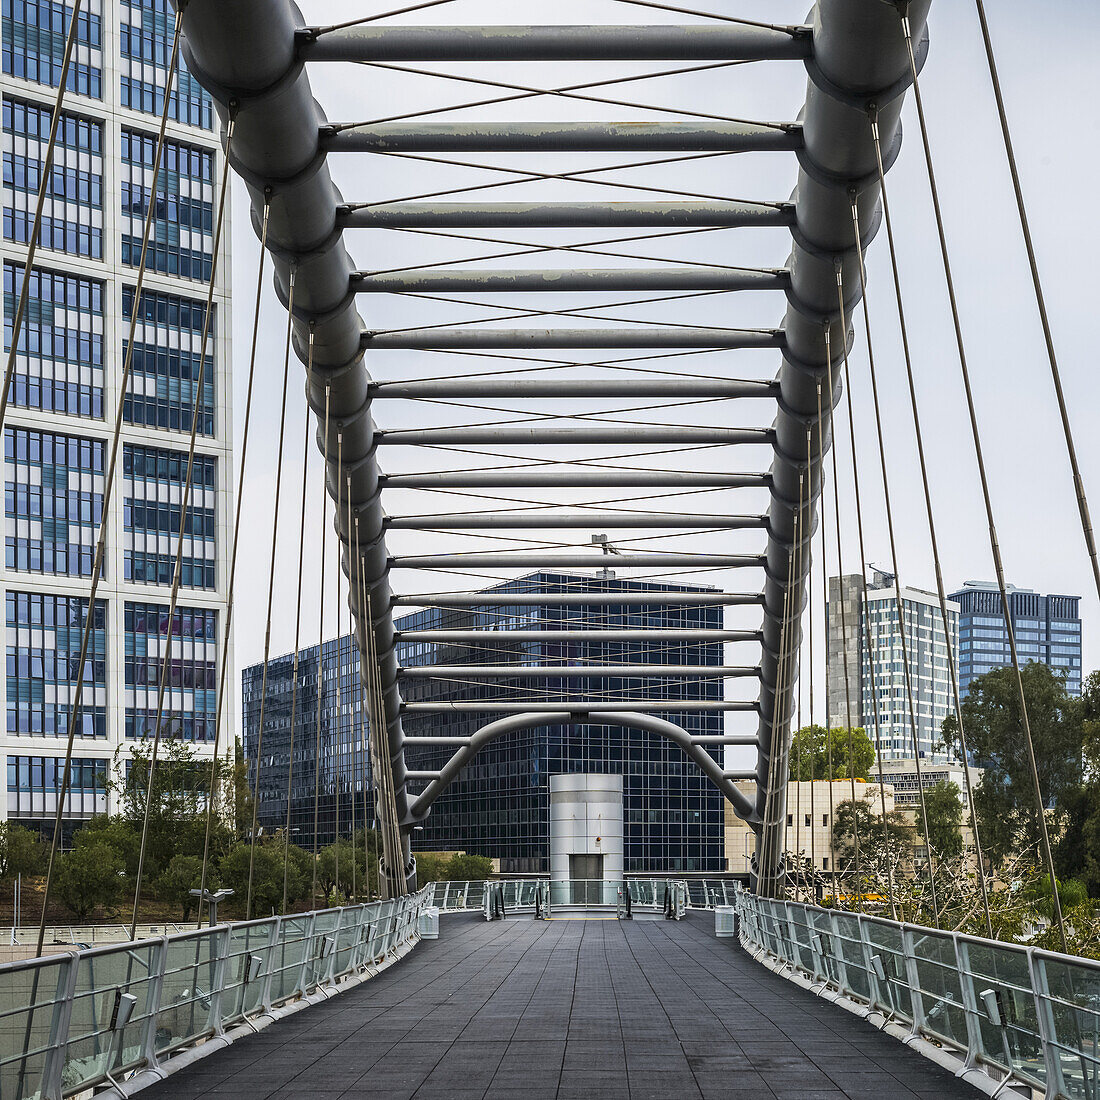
[715,906,737,938]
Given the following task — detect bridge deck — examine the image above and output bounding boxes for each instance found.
[144,915,981,1100]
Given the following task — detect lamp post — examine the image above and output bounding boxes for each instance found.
[190,887,233,926]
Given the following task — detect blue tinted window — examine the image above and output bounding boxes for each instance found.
[2,0,102,97]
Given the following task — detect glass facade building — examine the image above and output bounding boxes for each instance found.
[243,572,728,873]
[828,571,959,762]
[950,582,1082,697]
[1,0,232,839]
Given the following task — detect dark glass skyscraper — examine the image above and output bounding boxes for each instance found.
[950,582,1082,697]
[243,571,727,872]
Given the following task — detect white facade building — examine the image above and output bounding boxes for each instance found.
[828,571,958,763]
[2,1,232,837]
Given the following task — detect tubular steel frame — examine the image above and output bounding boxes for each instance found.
[173,0,929,894]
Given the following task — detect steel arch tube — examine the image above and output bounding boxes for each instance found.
[364,328,784,350]
[328,121,802,154]
[402,701,758,713]
[391,592,759,607]
[406,710,755,824]
[370,379,778,399]
[391,552,764,569]
[300,24,813,64]
[377,426,773,446]
[342,201,793,230]
[397,665,760,678]
[381,471,770,489]
[353,266,788,295]
[384,512,766,530]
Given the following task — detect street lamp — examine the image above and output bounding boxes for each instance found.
[190,887,233,926]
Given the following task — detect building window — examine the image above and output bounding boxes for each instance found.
[122,286,214,435]
[822,814,828,827]
[6,590,106,738]
[4,261,104,417]
[123,444,216,589]
[5,427,103,576]
[120,129,213,282]
[119,0,210,128]
[2,97,103,257]
[786,813,793,827]
[804,814,810,827]
[6,753,107,817]
[124,601,217,742]
[822,857,829,870]
[2,0,103,97]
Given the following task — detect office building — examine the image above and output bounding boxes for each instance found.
[243,571,728,872]
[724,779,895,876]
[827,571,958,762]
[950,582,1082,697]
[2,2,232,839]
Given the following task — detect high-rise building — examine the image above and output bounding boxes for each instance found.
[243,572,728,872]
[950,582,1082,697]
[2,2,232,839]
[827,571,958,762]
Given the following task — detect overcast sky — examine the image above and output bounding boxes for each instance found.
[227,0,1100,735]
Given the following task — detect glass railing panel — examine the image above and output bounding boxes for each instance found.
[832,912,871,1001]
[862,917,912,1022]
[267,917,312,1006]
[962,938,1044,1087]
[154,932,220,1056]
[327,909,359,979]
[1036,954,1100,1100]
[305,911,342,988]
[909,930,967,1047]
[810,909,840,985]
[0,954,71,1100]
[63,940,160,1089]
[219,919,277,1025]
[785,905,815,974]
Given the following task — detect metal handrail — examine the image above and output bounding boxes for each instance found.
[0,889,432,1100]
[734,890,1100,1100]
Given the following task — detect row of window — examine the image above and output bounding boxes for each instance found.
[4,0,211,128]
[6,590,218,740]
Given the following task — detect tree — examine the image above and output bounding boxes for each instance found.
[447,853,493,880]
[941,662,1084,866]
[788,724,874,781]
[156,855,204,920]
[831,798,911,865]
[0,822,44,879]
[1054,782,1100,895]
[916,780,964,860]
[219,841,307,917]
[55,840,124,920]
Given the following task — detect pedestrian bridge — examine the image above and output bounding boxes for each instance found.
[7,887,1099,1100]
[96,914,993,1100]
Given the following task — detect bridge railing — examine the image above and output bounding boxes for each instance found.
[0,889,432,1100]
[429,877,727,914]
[735,892,1100,1100]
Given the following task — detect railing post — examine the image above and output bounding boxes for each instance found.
[1028,952,1067,1100]
[141,938,170,1074]
[257,918,278,1014]
[901,926,924,1040]
[952,938,984,1072]
[42,953,80,1100]
[209,926,231,1037]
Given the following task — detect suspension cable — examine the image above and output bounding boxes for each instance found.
[849,200,989,934]
[806,424,816,900]
[283,400,312,914]
[333,431,345,903]
[130,113,236,941]
[34,11,186,956]
[834,273,897,921]
[813,380,839,904]
[823,324,863,911]
[353,516,373,897]
[246,271,296,919]
[346,473,358,902]
[0,0,85,434]
[973,0,1100,606]
[312,377,330,904]
[862,116,941,927]
[893,10,1064,945]
[197,196,271,923]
